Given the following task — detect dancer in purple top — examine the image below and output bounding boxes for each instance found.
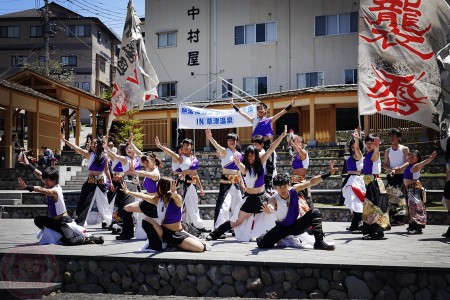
[231,97,297,192]
[206,126,287,241]
[61,133,112,228]
[121,177,212,252]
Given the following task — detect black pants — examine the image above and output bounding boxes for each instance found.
[257,209,324,248]
[142,220,163,250]
[35,215,85,246]
[76,182,107,226]
[214,183,232,225]
[349,212,362,230]
[113,181,138,237]
[265,152,275,192]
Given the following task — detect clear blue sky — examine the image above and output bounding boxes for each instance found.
[0,0,145,38]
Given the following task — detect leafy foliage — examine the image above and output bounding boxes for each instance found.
[23,59,74,86]
[109,110,144,149]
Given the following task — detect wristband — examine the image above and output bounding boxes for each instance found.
[233,105,240,112]
[27,164,36,172]
[320,172,331,180]
[25,185,34,192]
[285,104,292,112]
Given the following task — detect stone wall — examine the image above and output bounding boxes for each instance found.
[59,258,450,299]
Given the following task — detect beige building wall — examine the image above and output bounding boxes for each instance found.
[145,0,359,104]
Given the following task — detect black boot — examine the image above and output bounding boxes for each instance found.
[443,226,450,238]
[313,234,335,251]
[142,220,162,250]
[206,221,232,241]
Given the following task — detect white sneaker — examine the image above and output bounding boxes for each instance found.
[204,243,213,251]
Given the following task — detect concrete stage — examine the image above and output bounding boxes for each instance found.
[0,219,449,299]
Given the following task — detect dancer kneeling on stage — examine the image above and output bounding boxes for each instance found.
[121,177,211,252]
[17,155,104,245]
[256,165,336,250]
[206,126,287,241]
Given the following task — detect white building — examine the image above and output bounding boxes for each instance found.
[145,0,359,104]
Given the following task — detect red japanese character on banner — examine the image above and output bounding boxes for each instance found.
[111,83,128,117]
[360,0,433,60]
[367,65,427,116]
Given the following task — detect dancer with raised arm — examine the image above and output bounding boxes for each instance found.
[155,137,208,233]
[17,155,104,245]
[104,135,143,240]
[205,129,243,229]
[342,129,365,232]
[206,126,288,241]
[401,150,437,234]
[61,133,112,228]
[256,162,337,250]
[121,177,212,252]
[232,98,296,192]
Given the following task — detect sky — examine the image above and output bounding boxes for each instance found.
[0,0,146,38]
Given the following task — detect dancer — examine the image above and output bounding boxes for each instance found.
[383,128,409,225]
[104,135,143,240]
[206,126,287,241]
[232,98,296,192]
[256,165,337,250]
[401,150,437,234]
[361,134,390,240]
[121,177,212,252]
[342,129,365,232]
[61,134,112,228]
[17,156,104,245]
[205,129,243,228]
[443,138,450,237]
[155,137,208,233]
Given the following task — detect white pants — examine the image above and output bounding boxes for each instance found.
[85,187,112,226]
[215,185,243,229]
[183,184,204,229]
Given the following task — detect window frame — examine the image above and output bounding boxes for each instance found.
[344,68,358,84]
[99,57,106,72]
[0,26,20,38]
[66,25,91,37]
[158,82,177,98]
[61,56,77,66]
[314,12,358,37]
[243,76,268,96]
[82,82,90,92]
[234,22,277,45]
[11,55,27,66]
[221,79,233,99]
[30,25,43,37]
[157,31,177,48]
[296,72,325,89]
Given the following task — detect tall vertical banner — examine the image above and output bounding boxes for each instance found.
[358,0,450,148]
[109,0,159,128]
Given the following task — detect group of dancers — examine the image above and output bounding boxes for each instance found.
[16,98,449,252]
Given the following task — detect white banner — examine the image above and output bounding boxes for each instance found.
[358,0,450,137]
[178,105,257,129]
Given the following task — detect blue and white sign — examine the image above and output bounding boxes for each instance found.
[178,104,257,129]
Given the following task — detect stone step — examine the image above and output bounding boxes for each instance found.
[0,199,22,205]
[0,280,61,294]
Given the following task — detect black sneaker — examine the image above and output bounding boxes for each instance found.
[116,234,133,240]
[198,227,212,233]
[101,222,108,229]
[94,236,105,244]
[313,240,335,251]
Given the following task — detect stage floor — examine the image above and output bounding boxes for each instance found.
[1,219,449,272]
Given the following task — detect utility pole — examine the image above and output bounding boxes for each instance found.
[43,0,50,75]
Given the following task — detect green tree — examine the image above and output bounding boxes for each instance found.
[23,59,74,85]
[109,110,144,149]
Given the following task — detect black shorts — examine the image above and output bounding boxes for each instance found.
[240,193,264,214]
[162,227,190,246]
[140,200,158,218]
[445,181,450,199]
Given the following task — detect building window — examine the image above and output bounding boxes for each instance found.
[74,82,80,88]
[0,26,20,38]
[30,26,43,37]
[157,32,176,48]
[82,82,90,92]
[66,25,91,37]
[158,82,177,98]
[345,69,358,84]
[315,12,358,36]
[99,57,106,72]
[11,56,27,66]
[39,56,45,65]
[221,79,233,98]
[243,76,267,95]
[61,56,77,66]
[235,22,276,45]
[297,72,324,89]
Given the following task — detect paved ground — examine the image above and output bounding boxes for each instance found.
[0,219,449,271]
[43,293,257,299]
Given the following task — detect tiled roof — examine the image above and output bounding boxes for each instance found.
[139,84,358,111]
[0,78,78,110]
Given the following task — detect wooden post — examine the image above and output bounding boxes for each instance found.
[167,112,172,148]
[4,104,12,168]
[91,111,97,139]
[309,96,315,143]
[75,111,80,146]
[364,115,370,137]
